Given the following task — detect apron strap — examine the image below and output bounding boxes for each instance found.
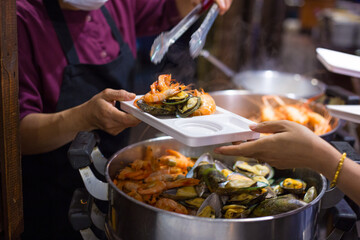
[100,6,127,48]
[43,0,80,65]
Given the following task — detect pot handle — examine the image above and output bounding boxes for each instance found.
[199,49,236,78]
[326,198,357,240]
[68,131,109,201]
[69,188,105,240]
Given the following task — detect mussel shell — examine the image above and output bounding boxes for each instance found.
[249,194,308,217]
[186,153,214,179]
[223,204,248,219]
[176,96,201,118]
[196,193,222,218]
[197,206,216,218]
[163,91,190,105]
[161,186,198,201]
[234,160,271,178]
[229,189,267,206]
[271,184,285,196]
[137,99,176,116]
[194,182,210,197]
[280,178,307,195]
[216,181,269,195]
[195,164,226,192]
[183,197,205,209]
[303,186,318,203]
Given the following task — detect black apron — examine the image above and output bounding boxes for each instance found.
[21,1,135,239]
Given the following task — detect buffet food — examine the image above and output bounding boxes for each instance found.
[134,74,216,117]
[256,96,332,135]
[113,147,318,218]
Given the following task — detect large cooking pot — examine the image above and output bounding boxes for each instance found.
[68,133,352,240]
[209,90,340,141]
[104,136,326,240]
[200,50,326,99]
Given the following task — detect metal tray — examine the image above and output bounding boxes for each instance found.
[121,96,259,147]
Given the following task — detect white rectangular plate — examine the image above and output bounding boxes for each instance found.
[327,105,360,124]
[121,96,260,147]
[316,48,360,78]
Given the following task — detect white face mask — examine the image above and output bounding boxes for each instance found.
[63,0,108,11]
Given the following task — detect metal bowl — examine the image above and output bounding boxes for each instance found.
[105,136,327,240]
[209,90,339,141]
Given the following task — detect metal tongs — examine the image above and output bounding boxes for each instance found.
[150,0,218,64]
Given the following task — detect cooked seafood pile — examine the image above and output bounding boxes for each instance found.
[113,148,318,218]
[134,74,216,117]
[256,96,331,135]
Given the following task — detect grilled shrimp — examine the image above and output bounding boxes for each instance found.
[190,89,216,116]
[143,74,187,103]
[307,111,331,135]
[165,178,200,189]
[137,181,167,195]
[159,149,195,169]
[155,198,188,214]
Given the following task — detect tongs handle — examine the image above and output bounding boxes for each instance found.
[150,0,214,64]
[168,0,214,44]
[190,3,219,58]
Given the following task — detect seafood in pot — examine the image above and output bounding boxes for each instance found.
[113,149,317,219]
[134,74,216,117]
[254,95,332,135]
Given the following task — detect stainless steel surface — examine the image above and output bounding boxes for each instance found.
[189,4,219,58]
[321,186,345,209]
[200,50,326,99]
[209,90,339,140]
[150,4,203,64]
[105,136,327,240]
[91,146,108,176]
[233,70,327,99]
[79,167,108,201]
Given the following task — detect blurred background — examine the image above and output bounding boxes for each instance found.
[134,0,360,93]
[131,0,360,150]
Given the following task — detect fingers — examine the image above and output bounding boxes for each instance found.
[216,0,232,15]
[105,104,140,126]
[214,141,258,157]
[101,89,136,102]
[249,120,294,134]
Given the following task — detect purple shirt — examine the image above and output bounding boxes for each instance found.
[17,0,181,120]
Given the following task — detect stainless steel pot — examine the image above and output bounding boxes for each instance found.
[200,50,326,99]
[105,136,327,240]
[209,89,339,141]
[231,70,326,99]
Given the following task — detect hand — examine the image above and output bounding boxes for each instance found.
[177,0,233,17]
[214,120,342,171]
[80,89,140,136]
[20,89,140,155]
[191,0,232,15]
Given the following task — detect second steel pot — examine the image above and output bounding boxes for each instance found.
[200,50,326,99]
[209,90,340,141]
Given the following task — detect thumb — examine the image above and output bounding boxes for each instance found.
[249,120,290,134]
[102,89,136,102]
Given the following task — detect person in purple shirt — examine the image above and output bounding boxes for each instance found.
[17,0,232,239]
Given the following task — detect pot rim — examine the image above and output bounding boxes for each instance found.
[105,136,327,223]
[232,70,327,99]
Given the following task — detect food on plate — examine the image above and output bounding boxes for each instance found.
[255,96,331,135]
[113,148,317,218]
[134,74,216,117]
